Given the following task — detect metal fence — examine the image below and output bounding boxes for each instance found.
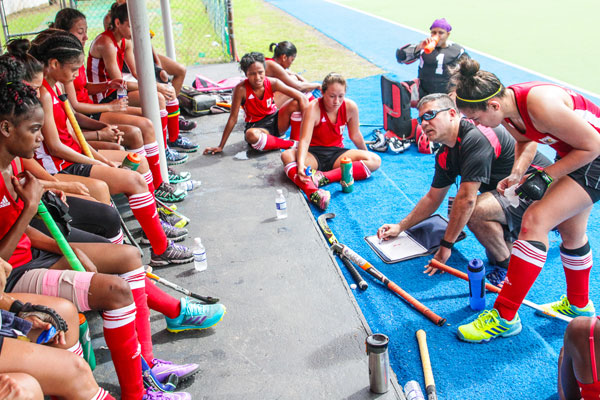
[0,0,235,65]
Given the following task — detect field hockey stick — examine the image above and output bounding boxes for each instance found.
[146,270,219,304]
[154,198,190,226]
[429,259,572,323]
[58,94,94,159]
[416,329,437,400]
[317,213,368,290]
[332,242,446,326]
[37,200,85,272]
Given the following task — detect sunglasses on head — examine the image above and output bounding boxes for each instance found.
[417,107,451,124]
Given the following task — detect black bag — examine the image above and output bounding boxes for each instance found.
[178,85,222,117]
[40,191,72,237]
[381,75,420,139]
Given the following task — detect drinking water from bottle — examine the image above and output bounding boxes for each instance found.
[276,189,287,219]
[193,237,207,272]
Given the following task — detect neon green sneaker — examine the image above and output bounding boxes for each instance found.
[537,295,595,318]
[457,309,522,343]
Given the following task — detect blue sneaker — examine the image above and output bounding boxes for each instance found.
[165,147,188,165]
[486,266,508,288]
[165,297,226,333]
[457,308,522,343]
[168,136,199,153]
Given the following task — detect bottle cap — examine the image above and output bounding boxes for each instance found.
[127,152,141,163]
[79,312,86,324]
[341,156,351,164]
[366,333,389,354]
[277,189,283,194]
[194,237,202,245]
[468,258,484,273]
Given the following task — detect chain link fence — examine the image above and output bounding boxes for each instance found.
[0,0,235,65]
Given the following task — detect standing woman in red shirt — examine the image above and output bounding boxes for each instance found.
[204,52,307,155]
[449,58,600,344]
[281,73,380,210]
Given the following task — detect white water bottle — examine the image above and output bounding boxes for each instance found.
[178,180,201,192]
[117,85,127,100]
[275,189,287,219]
[193,237,207,272]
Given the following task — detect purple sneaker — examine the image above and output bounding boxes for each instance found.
[143,388,191,400]
[152,358,200,383]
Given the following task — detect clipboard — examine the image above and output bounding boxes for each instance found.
[365,214,466,263]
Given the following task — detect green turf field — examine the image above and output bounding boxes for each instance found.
[333,0,599,95]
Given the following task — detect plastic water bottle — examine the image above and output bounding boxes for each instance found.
[467,259,486,311]
[178,180,201,192]
[404,380,425,400]
[117,85,127,100]
[193,237,207,272]
[276,189,287,219]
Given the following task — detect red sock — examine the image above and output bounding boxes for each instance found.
[290,112,302,141]
[91,387,116,400]
[145,277,181,319]
[160,110,168,148]
[144,142,164,188]
[251,132,294,151]
[561,242,593,308]
[128,192,167,255]
[102,304,144,400]
[120,267,153,362]
[323,161,370,182]
[141,171,155,193]
[494,240,546,321]
[284,162,318,197]
[166,99,180,143]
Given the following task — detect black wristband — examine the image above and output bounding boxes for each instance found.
[440,239,454,249]
[9,300,24,314]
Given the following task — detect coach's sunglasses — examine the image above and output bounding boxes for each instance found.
[417,108,451,124]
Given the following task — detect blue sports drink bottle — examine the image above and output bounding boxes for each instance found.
[467,259,486,311]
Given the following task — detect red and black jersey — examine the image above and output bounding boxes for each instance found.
[73,64,93,105]
[0,160,32,268]
[506,82,600,158]
[309,98,347,148]
[242,78,277,123]
[87,30,125,103]
[35,80,81,174]
[432,119,550,192]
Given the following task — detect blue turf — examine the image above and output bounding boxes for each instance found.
[266,1,600,398]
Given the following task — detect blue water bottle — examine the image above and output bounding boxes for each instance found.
[467,259,486,311]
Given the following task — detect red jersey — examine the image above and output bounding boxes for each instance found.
[505,82,600,158]
[87,30,125,103]
[0,160,33,268]
[73,64,93,105]
[310,98,347,148]
[35,80,81,174]
[242,78,277,123]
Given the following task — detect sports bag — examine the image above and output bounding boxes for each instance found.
[178,85,220,117]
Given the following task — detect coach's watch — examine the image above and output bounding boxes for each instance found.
[439,239,454,249]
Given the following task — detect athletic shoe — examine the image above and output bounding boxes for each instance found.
[166,297,226,333]
[149,241,194,267]
[309,189,330,211]
[368,130,388,152]
[537,295,595,318]
[154,182,186,203]
[156,204,189,229]
[142,220,188,244]
[179,116,197,132]
[143,388,191,400]
[168,168,191,184]
[168,136,199,153]
[388,137,411,154]
[457,308,522,343]
[159,207,186,227]
[152,358,200,383]
[166,147,188,166]
[486,266,508,288]
[310,170,330,188]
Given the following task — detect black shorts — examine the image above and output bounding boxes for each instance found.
[5,248,61,292]
[491,190,531,242]
[100,90,118,104]
[566,157,600,203]
[89,112,101,121]
[308,146,350,172]
[58,163,93,177]
[245,112,280,137]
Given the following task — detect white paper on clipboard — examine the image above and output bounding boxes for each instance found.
[365,232,427,261]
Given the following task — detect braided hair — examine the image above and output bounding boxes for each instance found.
[29,28,83,65]
[0,56,40,122]
[4,38,43,83]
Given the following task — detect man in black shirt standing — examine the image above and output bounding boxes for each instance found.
[377,93,551,285]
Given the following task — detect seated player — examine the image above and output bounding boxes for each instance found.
[29,29,192,266]
[204,52,307,155]
[558,316,600,400]
[377,93,550,287]
[281,73,381,210]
